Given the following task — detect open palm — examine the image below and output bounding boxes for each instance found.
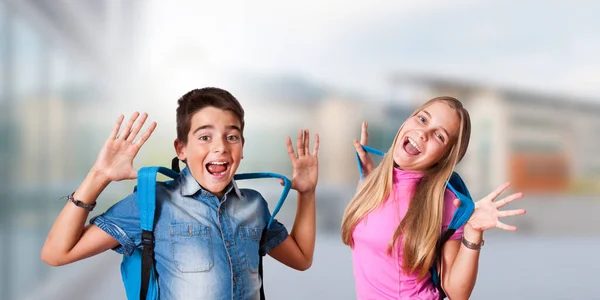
[285,129,319,194]
[466,182,526,232]
[94,112,156,181]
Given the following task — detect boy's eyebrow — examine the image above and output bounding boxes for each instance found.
[226,125,242,132]
[422,109,450,137]
[192,125,242,135]
[193,125,213,135]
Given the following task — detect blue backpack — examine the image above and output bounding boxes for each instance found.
[121,159,292,300]
[355,145,475,299]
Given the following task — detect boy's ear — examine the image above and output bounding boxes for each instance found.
[174,139,186,161]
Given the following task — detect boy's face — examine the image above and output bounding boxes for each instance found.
[175,106,244,198]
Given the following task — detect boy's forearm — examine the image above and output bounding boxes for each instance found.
[288,191,316,267]
[444,225,483,300]
[42,168,111,263]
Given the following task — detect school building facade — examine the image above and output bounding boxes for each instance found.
[390,75,600,197]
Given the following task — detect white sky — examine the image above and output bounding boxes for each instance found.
[135,0,600,102]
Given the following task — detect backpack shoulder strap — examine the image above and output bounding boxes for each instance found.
[232,171,292,300]
[434,173,475,299]
[355,145,475,231]
[137,166,179,300]
[355,145,385,180]
[445,172,475,231]
[233,172,292,229]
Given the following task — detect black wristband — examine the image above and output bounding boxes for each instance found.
[67,192,96,212]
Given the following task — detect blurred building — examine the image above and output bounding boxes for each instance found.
[390,75,600,197]
[0,1,146,299]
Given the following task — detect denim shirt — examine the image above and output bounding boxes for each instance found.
[91,167,289,300]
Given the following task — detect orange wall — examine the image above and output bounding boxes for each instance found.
[509,153,570,192]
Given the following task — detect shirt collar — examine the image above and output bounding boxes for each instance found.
[179,166,244,200]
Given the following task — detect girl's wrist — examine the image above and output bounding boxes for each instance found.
[463,223,484,244]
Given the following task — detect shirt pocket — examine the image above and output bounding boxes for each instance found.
[170,222,213,273]
[240,226,262,273]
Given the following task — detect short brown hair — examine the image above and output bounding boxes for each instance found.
[176,87,245,144]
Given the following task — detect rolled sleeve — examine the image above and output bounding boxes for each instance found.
[259,220,289,256]
[89,193,142,256]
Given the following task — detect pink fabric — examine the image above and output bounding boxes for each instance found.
[351,168,464,300]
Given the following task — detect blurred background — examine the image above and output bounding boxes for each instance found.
[1,0,599,299]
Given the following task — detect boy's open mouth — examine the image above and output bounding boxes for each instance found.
[206,161,230,176]
[403,136,421,156]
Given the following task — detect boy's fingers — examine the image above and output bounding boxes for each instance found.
[109,115,125,140]
[297,129,305,156]
[312,134,320,156]
[127,112,148,143]
[360,121,369,145]
[118,112,140,140]
[286,136,296,161]
[135,122,157,147]
[303,129,310,156]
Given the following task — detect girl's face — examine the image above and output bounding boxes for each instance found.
[393,101,460,172]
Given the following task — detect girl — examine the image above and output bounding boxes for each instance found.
[341,97,526,300]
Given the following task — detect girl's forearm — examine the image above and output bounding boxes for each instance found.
[444,224,483,300]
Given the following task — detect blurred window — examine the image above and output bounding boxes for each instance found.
[12,15,43,102]
[0,2,4,99]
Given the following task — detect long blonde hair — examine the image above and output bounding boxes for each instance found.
[341,96,471,279]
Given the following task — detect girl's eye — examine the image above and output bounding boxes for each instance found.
[435,133,445,142]
[418,116,426,123]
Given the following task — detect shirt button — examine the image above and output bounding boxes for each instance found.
[225,241,230,247]
[233,276,237,282]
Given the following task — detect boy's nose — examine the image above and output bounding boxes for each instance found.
[212,139,227,153]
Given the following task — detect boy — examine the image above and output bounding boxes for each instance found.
[41,87,319,299]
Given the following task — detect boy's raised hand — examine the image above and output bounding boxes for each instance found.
[285,129,319,194]
[93,112,156,181]
[353,121,374,177]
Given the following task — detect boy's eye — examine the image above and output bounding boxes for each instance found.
[198,135,210,141]
[227,135,240,141]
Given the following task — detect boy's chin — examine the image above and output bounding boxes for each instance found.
[200,181,231,198]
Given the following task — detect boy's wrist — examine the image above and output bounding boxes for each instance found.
[89,167,112,186]
[297,190,316,198]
